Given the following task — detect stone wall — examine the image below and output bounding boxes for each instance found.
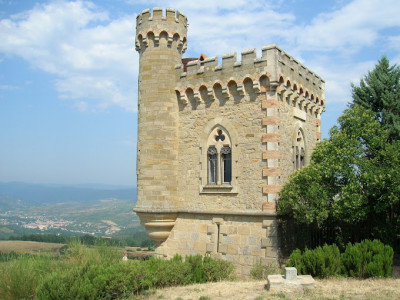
[156,213,279,277]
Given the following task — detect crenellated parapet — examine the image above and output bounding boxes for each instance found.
[175,45,325,116]
[135,8,187,53]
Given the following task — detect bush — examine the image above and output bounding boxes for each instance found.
[36,253,235,299]
[287,244,341,278]
[287,240,393,279]
[341,239,393,278]
[0,255,63,300]
[250,260,281,280]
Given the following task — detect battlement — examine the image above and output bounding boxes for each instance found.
[136,8,188,53]
[175,44,325,110]
[136,7,187,28]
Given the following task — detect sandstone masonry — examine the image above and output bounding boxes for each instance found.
[134,7,325,277]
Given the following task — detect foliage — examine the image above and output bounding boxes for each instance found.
[34,248,234,299]
[286,244,341,278]
[7,232,156,248]
[278,105,400,248]
[0,254,64,300]
[341,239,393,278]
[351,56,400,142]
[250,261,281,280]
[286,240,393,279]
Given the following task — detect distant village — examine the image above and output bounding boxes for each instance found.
[0,212,122,236]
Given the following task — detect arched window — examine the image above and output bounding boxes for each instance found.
[207,127,232,185]
[207,146,218,184]
[294,129,305,170]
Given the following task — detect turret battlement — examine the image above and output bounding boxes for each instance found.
[136,7,187,27]
[136,8,187,53]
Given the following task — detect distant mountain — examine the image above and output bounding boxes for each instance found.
[0,182,137,209]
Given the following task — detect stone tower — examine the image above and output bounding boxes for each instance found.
[134,7,325,277]
[134,8,187,243]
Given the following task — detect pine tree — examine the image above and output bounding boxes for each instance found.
[351,56,400,141]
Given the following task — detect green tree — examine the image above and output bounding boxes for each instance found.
[278,105,400,247]
[351,56,400,141]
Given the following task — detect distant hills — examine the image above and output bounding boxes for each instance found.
[0,182,137,211]
[0,182,142,239]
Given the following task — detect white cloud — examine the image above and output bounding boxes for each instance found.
[0,0,138,111]
[294,0,400,53]
[1,0,400,112]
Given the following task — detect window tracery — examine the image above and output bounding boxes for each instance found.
[294,128,306,170]
[206,127,232,185]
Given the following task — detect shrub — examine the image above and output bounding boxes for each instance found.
[0,255,62,300]
[287,240,393,279]
[341,239,393,278]
[250,261,281,280]
[287,244,341,278]
[36,253,235,299]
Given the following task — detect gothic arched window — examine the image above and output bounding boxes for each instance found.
[207,127,232,185]
[294,128,306,170]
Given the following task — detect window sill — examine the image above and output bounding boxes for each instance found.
[201,184,238,194]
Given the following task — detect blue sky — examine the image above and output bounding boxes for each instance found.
[1,0,399,186]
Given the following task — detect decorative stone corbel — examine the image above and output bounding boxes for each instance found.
[270,81,279,92]
[276,85,287,96]
[194,91,202,103]
[154,34,160,47]
[167,36,173,47]
[207,88,215,101]
[292,91,300,107]
[180,93,188,104]
[253,80,261,94]
[236,84,245,96]
[222,86,230,99]
[142,37,148,47]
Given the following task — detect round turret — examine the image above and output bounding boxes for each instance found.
[134,8,187,244]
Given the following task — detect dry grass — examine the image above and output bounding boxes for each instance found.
[141,278,400,300]
[0,240,65,254]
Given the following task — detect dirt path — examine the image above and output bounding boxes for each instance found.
[142,278,400,300]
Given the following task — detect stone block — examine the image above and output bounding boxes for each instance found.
[212,217,224,224]
[285,267,297,280]
[196,223,207,233]
[218,244,227,254]
[227,244,238,255]
[261,236,278,248]
[262,167,281,177]
[263,185,282,194]
[263,150,281,160]
[206,243,215,253]
[220,225,228,235]
[262,219,277,227]
[262,201,277,211]
[207,225,216,234]
[248,236,258,246]
[191,232,199,241]
[265,225,278,237]
[265,247,279,258]
[262,116,280,126]
[238,226,250,235]
[262,99,279,109]
[262,133,280,143]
